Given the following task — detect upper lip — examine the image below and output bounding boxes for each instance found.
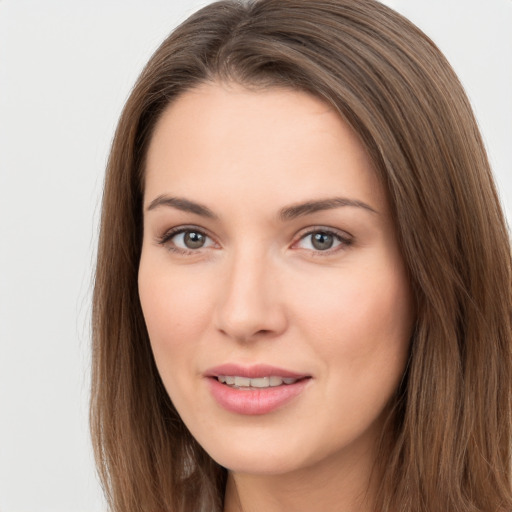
[204,363,310,379]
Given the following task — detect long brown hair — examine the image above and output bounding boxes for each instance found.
[91,1,512,510]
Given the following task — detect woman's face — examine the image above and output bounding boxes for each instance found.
[138,82,414,477]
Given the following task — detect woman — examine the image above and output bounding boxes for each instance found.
[90,0,512,511]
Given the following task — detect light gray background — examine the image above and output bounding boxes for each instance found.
[0,1,510,511]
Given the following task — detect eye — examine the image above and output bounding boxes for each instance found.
[158,227,216,254]
[295,229,352,253]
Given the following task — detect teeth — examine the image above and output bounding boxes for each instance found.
[217,375,300,388]
[234,376,251,387]
[269,376,283,386]
[250,377,269,388]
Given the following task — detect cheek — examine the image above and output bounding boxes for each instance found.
[290,264,412,449]
[138,257,215,369]
[289,257,413,386]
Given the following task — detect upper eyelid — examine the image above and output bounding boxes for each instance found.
[294,225,353,241]
[295,231,349,246]
[158,225,214,242]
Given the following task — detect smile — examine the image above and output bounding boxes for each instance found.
[216,375,300,388]
[205,365,311,415]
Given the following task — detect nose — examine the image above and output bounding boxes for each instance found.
[214,249,288,343]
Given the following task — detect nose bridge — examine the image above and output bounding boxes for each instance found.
[215,243,286,341]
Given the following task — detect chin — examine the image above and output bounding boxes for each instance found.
[196,427,339,477]
[213,448,307,476]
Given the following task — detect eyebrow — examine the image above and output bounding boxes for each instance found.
[146,194,377,219]
[146,195,218,219]
[278,197,377,220]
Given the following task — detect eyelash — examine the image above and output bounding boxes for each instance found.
[156,226,353,256]
[157,226,216,256]
[294,227,353,256]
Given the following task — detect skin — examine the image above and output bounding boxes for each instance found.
[138,82,414,512]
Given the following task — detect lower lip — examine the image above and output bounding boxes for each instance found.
[207,377,310,415]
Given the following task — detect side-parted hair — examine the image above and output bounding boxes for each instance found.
[91,1,512,511]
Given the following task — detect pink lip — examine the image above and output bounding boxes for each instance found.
[204,364,311,415]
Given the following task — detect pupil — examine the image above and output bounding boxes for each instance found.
[184,231,205,249]
[312,232,333,250]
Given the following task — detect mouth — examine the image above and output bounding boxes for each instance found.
[205,364,311,415]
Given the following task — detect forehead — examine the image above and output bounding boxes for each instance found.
[144,82,387,216]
